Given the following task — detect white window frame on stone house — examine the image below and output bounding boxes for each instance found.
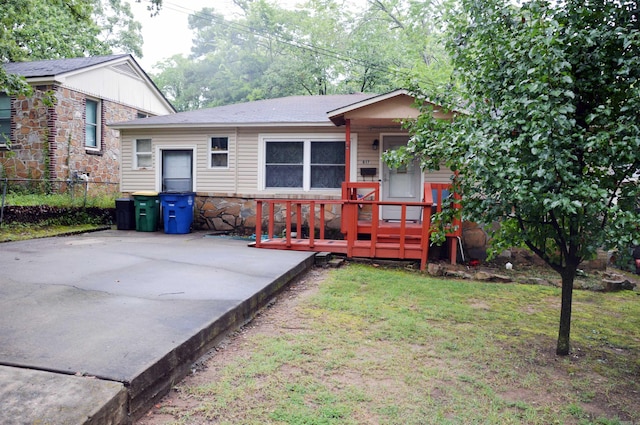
[85,98,101,150]
[0,94,11,147]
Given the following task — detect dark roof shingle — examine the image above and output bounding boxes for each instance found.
[2,54,130,78]
[112,93,378,127]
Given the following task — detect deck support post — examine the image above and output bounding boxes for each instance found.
[268,202,275,238]
[285,201,292,247]
[296,202,302,239]
[255,200,263,247]
[309,201,315,248]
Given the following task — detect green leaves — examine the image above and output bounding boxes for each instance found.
[152,0,453,110]
[1,0,149,93]
[403,0,640,276]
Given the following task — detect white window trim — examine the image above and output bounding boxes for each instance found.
[258,133,357,192]
[0,94,11,146]
[209,135,230,169]
[155,145,198,193]
[85,98,101,151]
[134,138,153,170]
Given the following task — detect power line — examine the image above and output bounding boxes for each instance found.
[139,0,439,85]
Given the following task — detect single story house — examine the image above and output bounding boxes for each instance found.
[0,54,175,187]
[112,89,486,268]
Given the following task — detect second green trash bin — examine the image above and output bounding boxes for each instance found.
[132,191,160,232]
[159,192,195,234]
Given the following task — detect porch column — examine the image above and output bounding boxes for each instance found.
[345,118,351,183]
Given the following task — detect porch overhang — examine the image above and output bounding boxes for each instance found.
[327,89,456,127]
[327,89,419,127]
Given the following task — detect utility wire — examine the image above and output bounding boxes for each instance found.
[138,0,440,86]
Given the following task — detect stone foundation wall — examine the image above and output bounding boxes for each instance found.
[194,195,343,237]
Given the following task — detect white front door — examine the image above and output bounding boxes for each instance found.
[162,150,193,192]
[381,135,422,221]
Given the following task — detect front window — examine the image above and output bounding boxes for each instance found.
[135,139,152,169]
[311,141,345,188]
[266,141,304,188]
[210,136,229,168]
[0,94,11,144]
[263,138,345,190]
[85,99,100,149]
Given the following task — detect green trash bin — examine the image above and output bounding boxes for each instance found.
[132,191,160,232]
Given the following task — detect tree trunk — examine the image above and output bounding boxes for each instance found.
[556,266,577,355]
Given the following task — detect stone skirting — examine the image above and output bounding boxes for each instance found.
[194,195,343,237]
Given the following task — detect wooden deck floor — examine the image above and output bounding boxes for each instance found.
[254,220,442,265]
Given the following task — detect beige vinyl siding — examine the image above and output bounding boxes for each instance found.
[120,130,156,193]
[198,129,237,193]
[353,126,383,183]
[235,127,260,195]
[120,124,452,196]
[423,168,455,183]
[235,126,349,197]
[120,128,237,193]
[352,124,454,185]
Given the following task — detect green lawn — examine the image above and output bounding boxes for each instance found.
[149,264,640,425]
[0,223,110,242]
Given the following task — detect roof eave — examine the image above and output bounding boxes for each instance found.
[24,76,65,85]
[109,121,338,130]
[327,89,411,120]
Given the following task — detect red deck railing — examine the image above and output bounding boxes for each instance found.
[254,182,461,270]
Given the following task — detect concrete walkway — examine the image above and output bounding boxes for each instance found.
[0,230,315,424]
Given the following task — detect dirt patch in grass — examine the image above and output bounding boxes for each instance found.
[136,264,640,425]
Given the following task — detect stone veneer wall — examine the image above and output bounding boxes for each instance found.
[50,86,139,184]
[194,195,343,237]
[0,85,140,188]
[0,88,50,179]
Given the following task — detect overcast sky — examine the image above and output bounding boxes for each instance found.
[128,0,299,72]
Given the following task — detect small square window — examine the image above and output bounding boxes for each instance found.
[135,139,152,168]
[210,136,229,168]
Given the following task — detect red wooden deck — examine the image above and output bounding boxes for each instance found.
[253,182,461,271]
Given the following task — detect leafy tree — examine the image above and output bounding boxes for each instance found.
[153,0,452,110]
[152,54,209,112]
[389,0,640,355]
[362,0,452,87]
[0,0,160,94]
[93,0,146,58]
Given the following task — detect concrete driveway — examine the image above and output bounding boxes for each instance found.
[0,229,315,424]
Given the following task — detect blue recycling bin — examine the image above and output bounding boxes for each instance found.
[159,192,195,234]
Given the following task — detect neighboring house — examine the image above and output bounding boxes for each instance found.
[112,90,486,267]
[0,54,175,186]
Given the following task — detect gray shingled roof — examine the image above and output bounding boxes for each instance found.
[3,54,130,78]
[111,93,379,128]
